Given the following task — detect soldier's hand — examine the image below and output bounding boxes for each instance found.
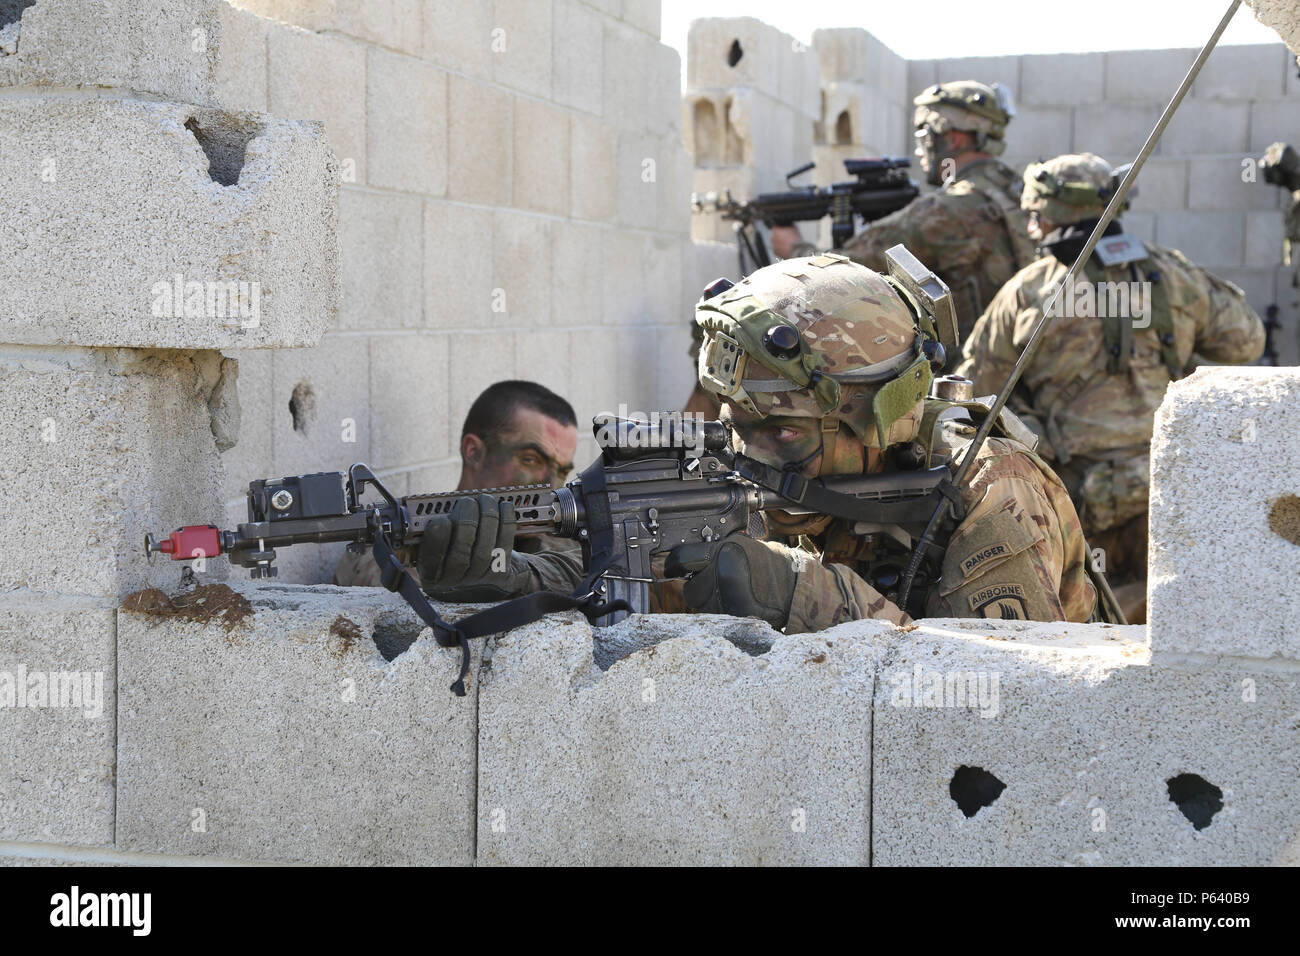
[418,494,517,592]
[664,533,798,628]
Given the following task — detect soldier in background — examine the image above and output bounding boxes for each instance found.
[772,80,1037,337]
[333,380,582,591]
[957,153,1266,623]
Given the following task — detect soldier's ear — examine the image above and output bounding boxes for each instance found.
[462,433,485,468]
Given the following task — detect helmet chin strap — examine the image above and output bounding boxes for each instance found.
[778,418,842,478]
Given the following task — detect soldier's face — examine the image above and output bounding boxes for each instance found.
[721,403,878,478]
[463,407,578,490]
[1026,210,1056,242]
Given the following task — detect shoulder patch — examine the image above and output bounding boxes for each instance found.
[969,583,1028,619]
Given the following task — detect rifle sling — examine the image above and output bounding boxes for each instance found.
[372,457,630,697]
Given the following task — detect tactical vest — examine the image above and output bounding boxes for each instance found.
[963,161,1038,273]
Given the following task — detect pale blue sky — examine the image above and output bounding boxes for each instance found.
[662,0,1282,65]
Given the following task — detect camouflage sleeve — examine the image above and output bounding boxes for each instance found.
[954,282,1026,396]
[785,557,911,632]
[1190,268,1266,365]
[838,203,919,271]
[926,439,1096,622]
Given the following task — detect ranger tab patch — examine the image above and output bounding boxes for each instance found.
[961,542,1010,575]
[970,583,1028,619]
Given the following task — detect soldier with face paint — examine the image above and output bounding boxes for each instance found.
[665,251,1096,629]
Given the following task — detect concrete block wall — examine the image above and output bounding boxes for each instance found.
[684,17,819,244]
[196,0,702,584]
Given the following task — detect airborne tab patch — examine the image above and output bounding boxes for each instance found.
[970,583,1028,619]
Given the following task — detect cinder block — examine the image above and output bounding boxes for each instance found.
[1021,52,1104,106]
[1149,368,1300,661]
[0,96,338,349]
[1246,211,1288,267]
[271,333,372,480]
[1249,99,1300,153]
[936,56,1020,100]
[493,0,553,99]
[567,329,618,432]
[622,0,661,37]
[600,230,649,325]
[614,130,662,229]
[369,333,450,467]
[449,333,517,436]
[492,211,553,328]
[1104,48,1197,101]
[117,582,477,864]
[239,0,423,57]
[687,17,787,97]
[422,0,495,77]
[366,48,447,196]
[1194,42,1287,100]
[648,42,685,137]
[405,462,462,498]
[0,599,116,847]
[1120,210,1156,243]
[511,330,573,407]
[872,620,1300,865]
[616,327,659,412]
[269,26,367,183]
[551,221,603,334]
[1156,210,1244,268]
[0,0,269,113]
[907,59,938,100]
[218,349,274,505]
[642,234,685,329]
[569,114,618,221]
[477,617,875,865]
[512,98,571,216]
[0,347,228,596]
[605,20,654,131]
[1007,106,1072,160]
[1187,155,1280,212]
[551,0,603,116]
[1072,104,1161,161]
[338,188,423,330]
[447,74,512,205]
[1161,99,1249,156]
[1129,158,1187,212]
[424,200,496,330]
[658,143,695,236]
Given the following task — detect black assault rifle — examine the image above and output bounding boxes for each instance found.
[692,157,919,273]
[147,414,952,695]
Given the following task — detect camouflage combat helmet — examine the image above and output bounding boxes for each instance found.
[1022,152,1132,226]
[913,80,1014,157]
[694,252,947,459]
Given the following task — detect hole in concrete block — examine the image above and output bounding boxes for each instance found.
[184,115,256,186]
[0,0,37,30]
[1268,495,1300,547]
[692,98,719,164]
[949,765,1006,818]
[835,110,853,145]
[1167,773,1223,830]
[726,39,743,68]
[288,381,316,433]
[372,612,424,662]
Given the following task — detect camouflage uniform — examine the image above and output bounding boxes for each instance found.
[837,81,1037,335]
[956,153,1266,612]
[334,533,579,591]
[687,252,1094,628]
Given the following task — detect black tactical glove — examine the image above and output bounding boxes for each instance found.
[418,494,524,599]
[664,533,798,629]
